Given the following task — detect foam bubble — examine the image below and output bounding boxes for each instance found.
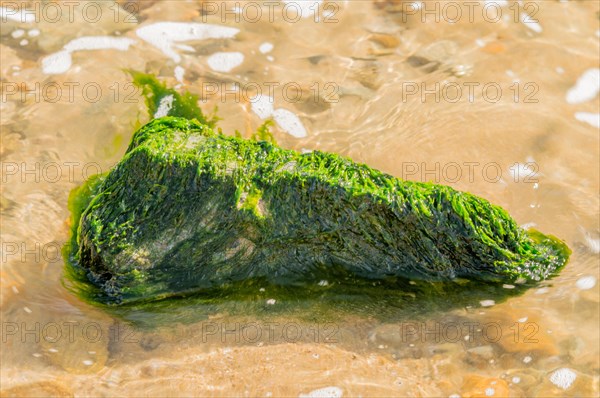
[41,36,135,75]
[174,66,185,83]
[273,108,307,138]
[250,95,275,119]
[549,368,577,390]
[136,22,239,62]
[283,0,323,18]
[154,95,174,118]
[479,300,495,307]
[11,29,24,38]
[485,0,508,6]
[259,42,274,54]
[299,386,343,398]
[566,68,600,104]
[64,36,135,52]
[207,52,244,72]
[521,12,542,33]
[576,276,596,290]
[574,112,600,128]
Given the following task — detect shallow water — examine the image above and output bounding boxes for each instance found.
[1,0,599,396]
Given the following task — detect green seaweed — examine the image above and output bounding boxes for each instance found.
[128,70,220,128]
[63,73,569,309]
[68,116,569,305]
[251,119,277,145]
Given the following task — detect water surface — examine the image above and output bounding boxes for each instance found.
[1,1,598,396]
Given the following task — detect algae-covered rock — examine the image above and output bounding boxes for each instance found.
[68,114,569,304]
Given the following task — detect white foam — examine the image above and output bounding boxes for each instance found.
[299,386,343,398]
[273,108,308,138]
[283,0,323,18]
[41,36,135,75]
[521,13,542,33]
[136,22,239,63]
[250,95,275,119]
[259,42,274,54]
[207,52,244,72]
[584,234,600,253]
[574,112,600,128]
[154,94,174,118]
[0,6,35,23]
[566,68,600,104]
[549,368,577,390]
[250,95,308,138]
[576,276,596,290]
[174,66,185,83]
[485,0,508,6]
[11,29,24,38]
[41,50,72,75]
[64,36,135,52]
[509,162,538,181]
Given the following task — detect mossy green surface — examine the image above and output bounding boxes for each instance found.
[68,117,570,305]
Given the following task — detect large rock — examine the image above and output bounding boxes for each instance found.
[69,117,569,304]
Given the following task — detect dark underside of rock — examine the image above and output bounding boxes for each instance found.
[69,117,569,304]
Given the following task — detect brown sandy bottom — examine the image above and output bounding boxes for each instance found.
[0,343,499,397]
[2,339,597,397]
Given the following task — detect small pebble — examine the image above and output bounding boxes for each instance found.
[523,356,532,364]
[266,299,276,305]
[23,307,32,314]
[82,360,94,366]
